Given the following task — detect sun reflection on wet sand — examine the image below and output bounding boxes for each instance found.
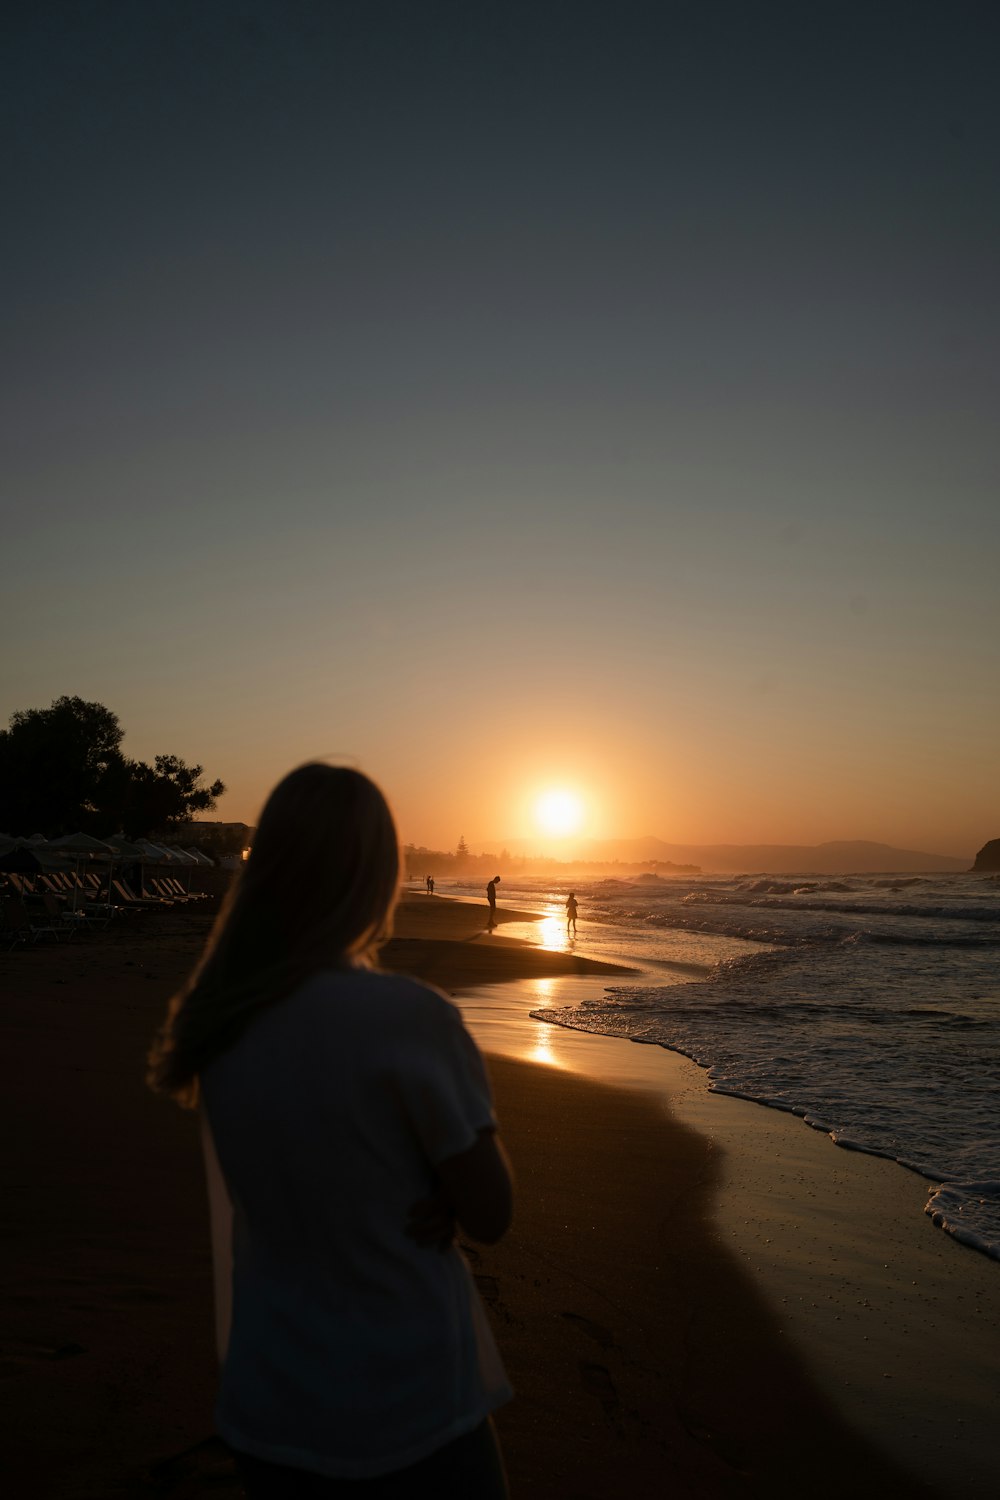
[457,976,666,1086]
[526,979,560,1065]
[533,909,574,952]
[528,1024,559,1067]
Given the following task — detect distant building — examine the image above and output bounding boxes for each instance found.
[184,820,255,861]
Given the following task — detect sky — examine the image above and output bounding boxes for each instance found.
[3,1,998,857]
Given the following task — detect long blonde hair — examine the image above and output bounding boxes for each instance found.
[148,763,400,1106]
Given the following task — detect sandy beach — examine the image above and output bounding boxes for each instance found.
[2,893,996,1497]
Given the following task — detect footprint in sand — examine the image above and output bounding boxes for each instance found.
[1,1341,88,1365]
[110,1286,174,1305]
[561,1311,615,1348]
[578,1360,621,1418]
[148,1437,241,1493]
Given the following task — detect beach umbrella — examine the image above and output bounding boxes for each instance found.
[148,842,195,864]
[0,845,68,900]
[48,832,116,856]
[47,832,116,907]
[0,846,39,904]
[182,848,215,897]
[133,839,198,894]
[103,836,146,860]
[103,836,149,900]
[0,846,49,873]
[183,847,215,866]
[134,839,169,860]
[138,841,183,881]
[155,844,198,892]
[129,838,168,896]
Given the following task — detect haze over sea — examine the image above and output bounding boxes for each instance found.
[447,872,1000,1262]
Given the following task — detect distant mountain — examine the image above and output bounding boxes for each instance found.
[972,839,1000,872]
[496,836,970,874]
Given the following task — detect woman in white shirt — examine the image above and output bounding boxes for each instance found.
[149,764,513,1497]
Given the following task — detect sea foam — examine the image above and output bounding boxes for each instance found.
[520,872,1000,1262]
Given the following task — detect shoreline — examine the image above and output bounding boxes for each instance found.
[398,895,999,1493]
[456,975,1000,1493]
[466,1053,916,1497]
[382,890,639,989]
[1,896,997,1495]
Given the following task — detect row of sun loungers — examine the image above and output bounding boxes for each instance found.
[0,871,216,950]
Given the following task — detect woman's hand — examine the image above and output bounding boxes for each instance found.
[407,1131,513,1249]
[435,1130,513,1245]
[406,1187,456,1250]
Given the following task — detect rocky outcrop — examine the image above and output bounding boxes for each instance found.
[972,839,1000,872]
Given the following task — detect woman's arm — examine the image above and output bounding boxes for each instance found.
[409,1129,514,1247]
[199,1108,234,1363]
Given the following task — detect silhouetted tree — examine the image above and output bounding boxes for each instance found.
[0,696,225,838]
[456,835,469,857]
[121,755,226,839]
[0,696,126,834]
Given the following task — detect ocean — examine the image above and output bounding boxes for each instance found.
[447,871,1000,1262]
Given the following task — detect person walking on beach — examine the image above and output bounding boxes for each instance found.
[486,875,500,930]
[149,764,513,1498]
[565,891,578,936]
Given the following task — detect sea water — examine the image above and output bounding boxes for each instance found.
[445,872,1000,1261]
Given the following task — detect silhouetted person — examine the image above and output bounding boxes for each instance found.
[150,765,513,1498]
[566,891,578,935]
[426,875,432,894]
[429,877,435,895]
[486,875,500,929]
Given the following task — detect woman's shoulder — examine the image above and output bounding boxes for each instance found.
[297,967,459,1030]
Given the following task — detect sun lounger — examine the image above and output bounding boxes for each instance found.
[112,878,169,908]
[41,892,115,933]
[1,897,30,950]
[145,877,179,903]
[3,896,63,944]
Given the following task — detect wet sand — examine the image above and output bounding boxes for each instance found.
[1,895,994,1496]
[457,975,1000,1496]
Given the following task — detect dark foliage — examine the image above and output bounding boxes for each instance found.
[0,696,225,839]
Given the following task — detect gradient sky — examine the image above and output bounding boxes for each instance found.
[3,1,998,856]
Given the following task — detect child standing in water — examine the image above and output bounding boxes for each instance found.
[149,764,512,1497]
[566,891,578,935]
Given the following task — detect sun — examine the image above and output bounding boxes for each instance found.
[534,789,585,838]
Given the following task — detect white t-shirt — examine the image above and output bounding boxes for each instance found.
[200,968,511,1479]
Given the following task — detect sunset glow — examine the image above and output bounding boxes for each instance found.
[3,6,997,862]
[5,15,1000,1500]
[534,790,585,839]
